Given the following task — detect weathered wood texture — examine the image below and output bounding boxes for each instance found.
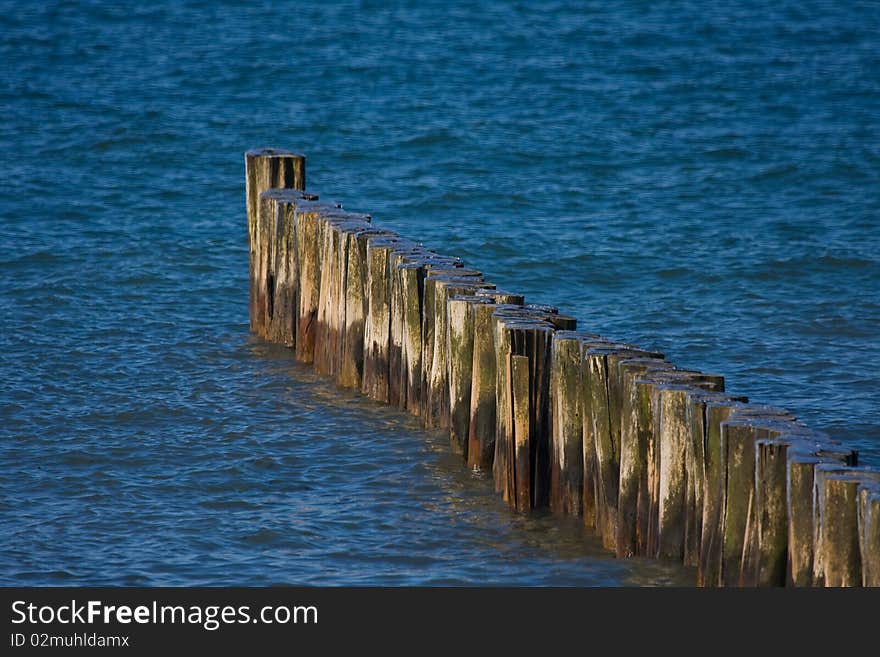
[549,332,598,516]
[466,301,525,471]
[255,189,314,344]
[245,148,879,587]
[245,149,305,333]
[510,354,532,512]
[858,483,880,586]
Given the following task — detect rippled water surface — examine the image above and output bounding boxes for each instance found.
[1,0,878,585]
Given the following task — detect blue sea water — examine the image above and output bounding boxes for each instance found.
[1,0,878,585]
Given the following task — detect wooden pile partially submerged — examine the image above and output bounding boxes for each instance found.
[245,148,880,587]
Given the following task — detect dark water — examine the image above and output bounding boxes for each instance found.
[1,1,878,585]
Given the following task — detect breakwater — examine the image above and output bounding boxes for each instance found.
[246,148,880,587]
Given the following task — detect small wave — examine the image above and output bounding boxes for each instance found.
[705,147,750,159]
[749,163,799,181]
[242,528,281,545]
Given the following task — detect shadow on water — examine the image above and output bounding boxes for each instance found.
[244,341,695,587]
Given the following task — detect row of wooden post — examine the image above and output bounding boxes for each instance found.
[245,148,880,586]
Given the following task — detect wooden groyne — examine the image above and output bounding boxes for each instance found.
[245,148,880,587]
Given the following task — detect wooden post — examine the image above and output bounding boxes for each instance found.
[813,467,880,587]
[748,427,833,586]
[245,148,305,333]
[447,295,491,457]
[388,245,433,410]
[294,202,340,364]
[699,399,753,584]
[492,311,517,501]
[510,354,532,512]
[858,483,880,586]
[656,385,697,561]
[388,246,424,408]
[720,414,769,586]
[647,376,724,559]
[420,269,484,423]
[506,320,556,509]
[585,347,623,547]
[314,214,371,377]
[616,357,675,557]
[785,447,857,587]
[631,370,723,558]
[255,189,317,344]
[578,338,633,530]
[361,236,409,401]
[466,302,524,472]
[719,411,806,586]
[400,261,426,415]
[549,332,597,516]
[752,434,803,586]
[585,348,675,551]
[338,225,393,388]
[682,390,747,568]
[426,274,493,429]
[491,311,554,503]
[402,251,464,411]
[332,215,373,387]
[518,322,556,509]
[601,347,667,535]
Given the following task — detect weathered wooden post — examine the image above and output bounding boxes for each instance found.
[681,390,748,568]
[577,338,633,530]
[331,215,373,386]
[719,413,771,586]
[387,245,421,408]
[653,373,725,561]
[785,443,857,587]
[510,354,532,512]
[786,452,825,587]
[465,299,526,472]
[255,189,317,344]
[314,213,371,377]
[362,236,408,401]
[585,346,625,546]
[447,295,493,457]
[616,357,676,557]
[400,261,426,415]
[549,331,600,516]
[313,213,333,373]
[752,431,808,586]
[656,384,698,561]
[402,253,466,414]
[245,148,305,334]
[338,225,393,388]
[584,348,671,550]
[813,467,880,587]
[387,244,429,409]
[426,273,492,430]
[858,482,880,586]
[492,311,555,504]
[514,321,556,509]
[491,311,517,501]
[294,201,340,364]
[750,428,843,587]
[698,399,753,584]
[644,373,723,559]
[719,410,808,586]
